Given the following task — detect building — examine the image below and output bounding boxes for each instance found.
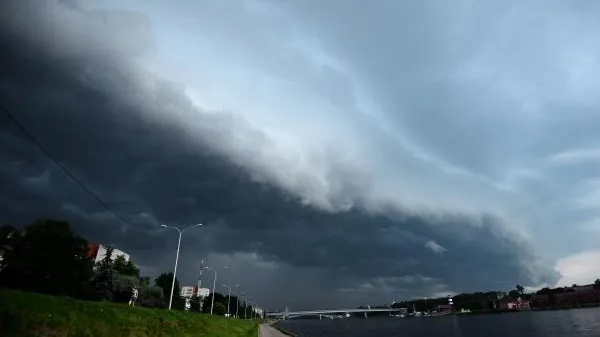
[434,304,453,312]
[530,284,600,308]
[180,286,195,298]
[179,286,211,299]
[87,244,130,265]
[197,288,210,298]
[500,297,530,310]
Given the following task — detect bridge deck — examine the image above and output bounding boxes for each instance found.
[267,308,405,316]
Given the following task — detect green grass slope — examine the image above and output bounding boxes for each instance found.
[0,289,258,337]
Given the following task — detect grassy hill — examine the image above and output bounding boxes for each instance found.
[0,289,258,337]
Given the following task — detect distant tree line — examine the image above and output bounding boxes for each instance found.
[387,281,600,313]
[0,219,256,316]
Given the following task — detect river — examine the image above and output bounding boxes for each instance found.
[277,308,600,336]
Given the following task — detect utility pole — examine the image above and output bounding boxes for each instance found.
[198,259,204,289]
[197,259,204,312]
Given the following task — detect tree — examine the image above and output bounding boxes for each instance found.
[516,285,524,294]
[508,290,520,299]
[213,302,227,316]
[201,292,227,314]
[92,246,115,300]
[536,287,550,295]
[113,255,139,277]
[139,276,163,300]
[155,272,181,304]
[595,279,600,289]
[0,219,93,298]
[112,273,139,302]
[548,292,556,306]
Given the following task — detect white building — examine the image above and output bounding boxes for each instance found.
[180,286,195,298]
[197,288,210,298]
[180,286,211,299]
[87,244,130,265]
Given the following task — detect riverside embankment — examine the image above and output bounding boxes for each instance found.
[259,323,294,337]
[0,289,258,337]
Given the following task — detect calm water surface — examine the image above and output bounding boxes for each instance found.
[278,308,600,337]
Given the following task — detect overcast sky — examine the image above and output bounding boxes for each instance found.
[2,0,600,311]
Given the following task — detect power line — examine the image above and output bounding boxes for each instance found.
[0,104,132,226]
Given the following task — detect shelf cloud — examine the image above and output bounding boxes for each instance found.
[1,0,598,309]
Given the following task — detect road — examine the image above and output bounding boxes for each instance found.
[259,324,290,337]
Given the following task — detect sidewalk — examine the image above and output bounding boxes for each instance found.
[259,323,291,337]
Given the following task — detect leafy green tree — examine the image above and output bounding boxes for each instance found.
[536,287,550,295]
[147,286,164,300]
[92,246,115,300]
[187,295,210,312]
[201,292,227,314]
[213,302,227,316]
[113,255,139,277]
[508,290,520,299]
[155,272,181,303]
[0,219,93,298]
[138,276,163,300]
[516,285,524,294]
[595,279,600,289]
[112,273,140,302]
[140,276,151,288]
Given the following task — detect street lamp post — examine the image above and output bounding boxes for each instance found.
[248,299,259,319]
[235,291,246,318]
[223,284,239,317]
[246,299,253,319]
[161,223,203,310]
[205,265,227,315]
[205,267,217,315]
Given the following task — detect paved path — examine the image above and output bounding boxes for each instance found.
[259,323,289,337]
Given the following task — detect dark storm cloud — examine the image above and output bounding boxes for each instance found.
[0,0,559,310]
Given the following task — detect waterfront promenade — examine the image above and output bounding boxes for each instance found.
[259,323,290,337]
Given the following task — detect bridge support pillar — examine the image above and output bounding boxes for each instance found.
[364,312,368,319]
[319,315,322,320]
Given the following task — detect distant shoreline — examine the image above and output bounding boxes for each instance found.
[455,303,600,316]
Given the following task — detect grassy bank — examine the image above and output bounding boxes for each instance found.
[0,289,258,337]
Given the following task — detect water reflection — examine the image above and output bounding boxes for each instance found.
[278,307,600,337]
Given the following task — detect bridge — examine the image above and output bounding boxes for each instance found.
[266,307,406,319]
